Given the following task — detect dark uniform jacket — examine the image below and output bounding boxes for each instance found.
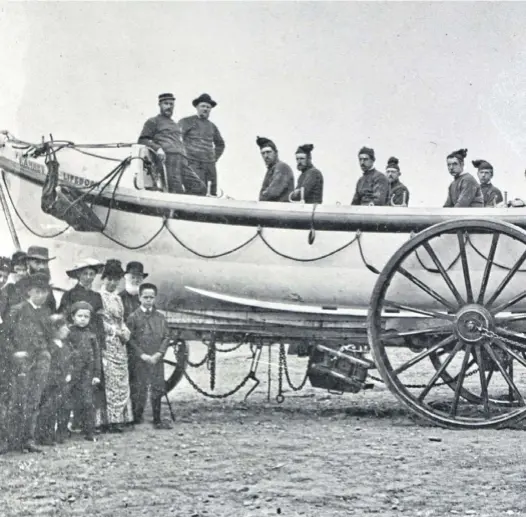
[8,301,52,356]
[351,168,389,206]
[388,180,410,206]
[444,173,484,208]
[138,114,186,156]
[259,161,295,202]
[58,284,105,348]
[3,281,56,317]
[126,308,171,358]
[290,167,324,204]
[480,183,504,207]
[119,290,141,322]
[178,115,225,164]
[67,326,101,379]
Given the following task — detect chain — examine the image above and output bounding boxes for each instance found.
[277,345,285,403]
[207,342,217,391]
[280,343,310,392]
[183,368,255,399]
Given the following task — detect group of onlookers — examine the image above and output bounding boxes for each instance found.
[0,247,173,454]
[137,92,506,209]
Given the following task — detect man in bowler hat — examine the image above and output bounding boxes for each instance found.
[25,246,57,313]
[178,93,225,196]
[138,93,207,196]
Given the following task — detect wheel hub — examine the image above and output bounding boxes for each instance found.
[454,304,494,343]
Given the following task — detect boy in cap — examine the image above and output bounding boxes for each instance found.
[126,283,172,429]
[36,314,71,445]
[473,159,503,207]
[256,136,294,202]
[443,149,484,207]
[8,272,53,452]
[178,93,225,196]
[138,93,207,195]
[63,301,101,441]
[351,147,389,206]
[290,144,324,204]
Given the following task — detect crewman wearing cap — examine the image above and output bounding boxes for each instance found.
[178,93,225,196]
[385,157,410,206]
[138,93,207,195]
[473,159,503,207]
[444,149,484,207]
[256,136,294,202]
[351,147,389,206]
[289,144,324,204]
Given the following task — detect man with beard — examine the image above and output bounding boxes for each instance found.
[351,147,389,206]
[25,246,57,313]
[385,157,410,206]
[138,93,207,195]
[257,136,294,202]
[178,93,225,197]
[119,261,148,425]
[3,251,29,317]
[290,144,324,204]
[443,149,484,207]
[472,159,503,207]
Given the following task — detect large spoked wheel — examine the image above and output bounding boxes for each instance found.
[164,339,189,394]
[369,218,526,429]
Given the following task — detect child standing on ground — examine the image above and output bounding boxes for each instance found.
[65,301,101,441]
[126,283,172,429]
[37,314,72,445]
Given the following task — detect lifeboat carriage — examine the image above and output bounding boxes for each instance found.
[3,132,526,430]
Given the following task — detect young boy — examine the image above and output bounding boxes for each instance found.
[65,301,101,441]
[36,314,72,445]
[8,272,53,453]
[126,283,172,429]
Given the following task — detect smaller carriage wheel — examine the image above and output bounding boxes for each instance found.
[369,218,526,429]
[163,339,189,394]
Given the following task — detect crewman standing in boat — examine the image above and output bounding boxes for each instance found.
[138,93,207,195]
[178,93,225,197]
[351,147,389,206]
[290,144,324,204]
[443,149,484,207]
[257,137,294,202]
[472,159,503,207]
[385,157,410,206]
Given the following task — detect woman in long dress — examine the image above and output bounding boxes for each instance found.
[99,259,133,432]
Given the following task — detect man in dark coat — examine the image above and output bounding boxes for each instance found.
[385,157,410,206]
[3,251,29,318]
[178,93,225,197]
[351,147,389,206]
[473,159,504,207]
[7,272,53,453]
[0,256,12,453]
[257,136,294,202]
[138,93,207,195]
[443,149,484,207]
[290,144,324,204]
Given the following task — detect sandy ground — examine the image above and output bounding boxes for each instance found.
[2,343,526,517]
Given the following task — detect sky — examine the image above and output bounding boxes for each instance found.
[2,1,526,207]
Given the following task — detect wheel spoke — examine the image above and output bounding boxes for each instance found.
[394,334,456,375]
[477,232,500,304]
[398,266,458,311]
[418,340,464,402]
[486,249,526,309]
[450,345,473,417]
[381,324,453,340]
[491,292,526,316]
[482,342,525,406]
[457,231,474,303]
[422,241,465,306]
[163,359,179,367]
[473,346,490,418]
[494,328,526,352]
[384,300,455,321]
[493,338,526,369]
